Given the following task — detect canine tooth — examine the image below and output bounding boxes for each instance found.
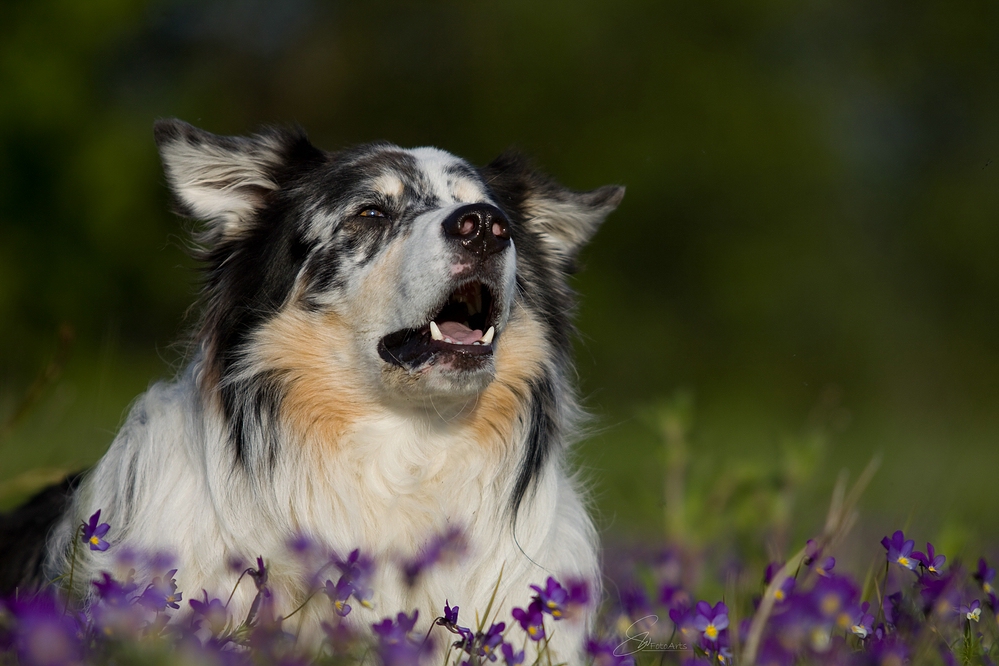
[430,321,443,341]
[481,326,495,345]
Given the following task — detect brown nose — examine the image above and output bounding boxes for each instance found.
[441,204,511,258]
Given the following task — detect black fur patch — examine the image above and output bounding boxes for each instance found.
[510,376,560,514]
[481,153,585,514]
[0,473,82,595]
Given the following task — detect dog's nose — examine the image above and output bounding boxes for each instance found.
[442,204,511,257]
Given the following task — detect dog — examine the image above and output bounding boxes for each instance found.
[0,119,623,661]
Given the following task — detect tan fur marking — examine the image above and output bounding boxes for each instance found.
[452,178,485,203]
[250,308,372,449]
[465,303,548,449]
[354,242,406,321]
[372,174,405,199]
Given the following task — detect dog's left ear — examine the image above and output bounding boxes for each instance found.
[482,151,624,266]
[154,118,320,242]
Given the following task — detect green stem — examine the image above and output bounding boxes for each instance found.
[63,524,84,614]
[873,562,889,631]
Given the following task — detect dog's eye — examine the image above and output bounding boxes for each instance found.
[358,207,387,219]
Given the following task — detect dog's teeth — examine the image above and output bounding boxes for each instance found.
[481,326,495,345]
[430,321,444,341]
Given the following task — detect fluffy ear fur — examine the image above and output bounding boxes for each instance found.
[483,151,624,266]
[153,119,315,241]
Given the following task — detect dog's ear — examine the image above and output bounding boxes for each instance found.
[154,118,320,240]
[482,151,624,265]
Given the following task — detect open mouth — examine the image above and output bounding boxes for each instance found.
[378,281,498,369]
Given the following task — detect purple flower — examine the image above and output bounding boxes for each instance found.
[803,539,822,565]
[619,583,650,618]
[913,543,946,575]
[530,576,569,619]
[287,533,314,555]
[566,578,590,607]
[919,570,960,617]
[813,556,836,577]
[881,530,917,570]
[377,637,434,666]
[248,556,268,589]
[975,558,996,595]
[501,642,526,665]
[669,602,697,642]
[585,637,637,665]
[756,637,794,666]
[372,610,419,644]
[478,621,506,661]
[81,510,110,551]
[334,548,374,606]
[401,527,467,587]
[959,599,982,623]
[189,589,229,636]
[324,576,353,617]
[442,600,459,625]
[811,576,858,628]
[92,570,138,606]
[850,601,875,638]
[693,600,729,647]
[137,568,183,612]
[512,602,546,641]
[772,576,795,603]
[6,592,82,666]
[372,612,431,666]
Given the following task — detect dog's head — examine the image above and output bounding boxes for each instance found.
[155,119,621,460]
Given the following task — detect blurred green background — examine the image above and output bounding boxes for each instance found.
[1,0,997,558]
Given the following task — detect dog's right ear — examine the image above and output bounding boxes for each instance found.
[154,118,320,241]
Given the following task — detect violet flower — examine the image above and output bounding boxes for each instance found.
[436,600,473,646]
[6,592,82,666]
[881,530,917,570]
[974,558,995,595]
[81,510,111,552]
[814,556,836,577]
[913,543,946,575]
[512,602,546,641]
[189,589,229,636]
[693,600,729,647]
[137,569,182,612]
[959,599,981,623]
[530,576,569,619]
[92,570,138,607]
[501,642,526,666]
[585,637,637,665]
[811,575,857,628]
[324,576,353,617]
[401,527,467,587]
[850,601,875,638]
[334,548,374,607]
[372,610,419,645]
[477,621,506,661]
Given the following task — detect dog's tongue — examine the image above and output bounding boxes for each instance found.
[438,321,483,344]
